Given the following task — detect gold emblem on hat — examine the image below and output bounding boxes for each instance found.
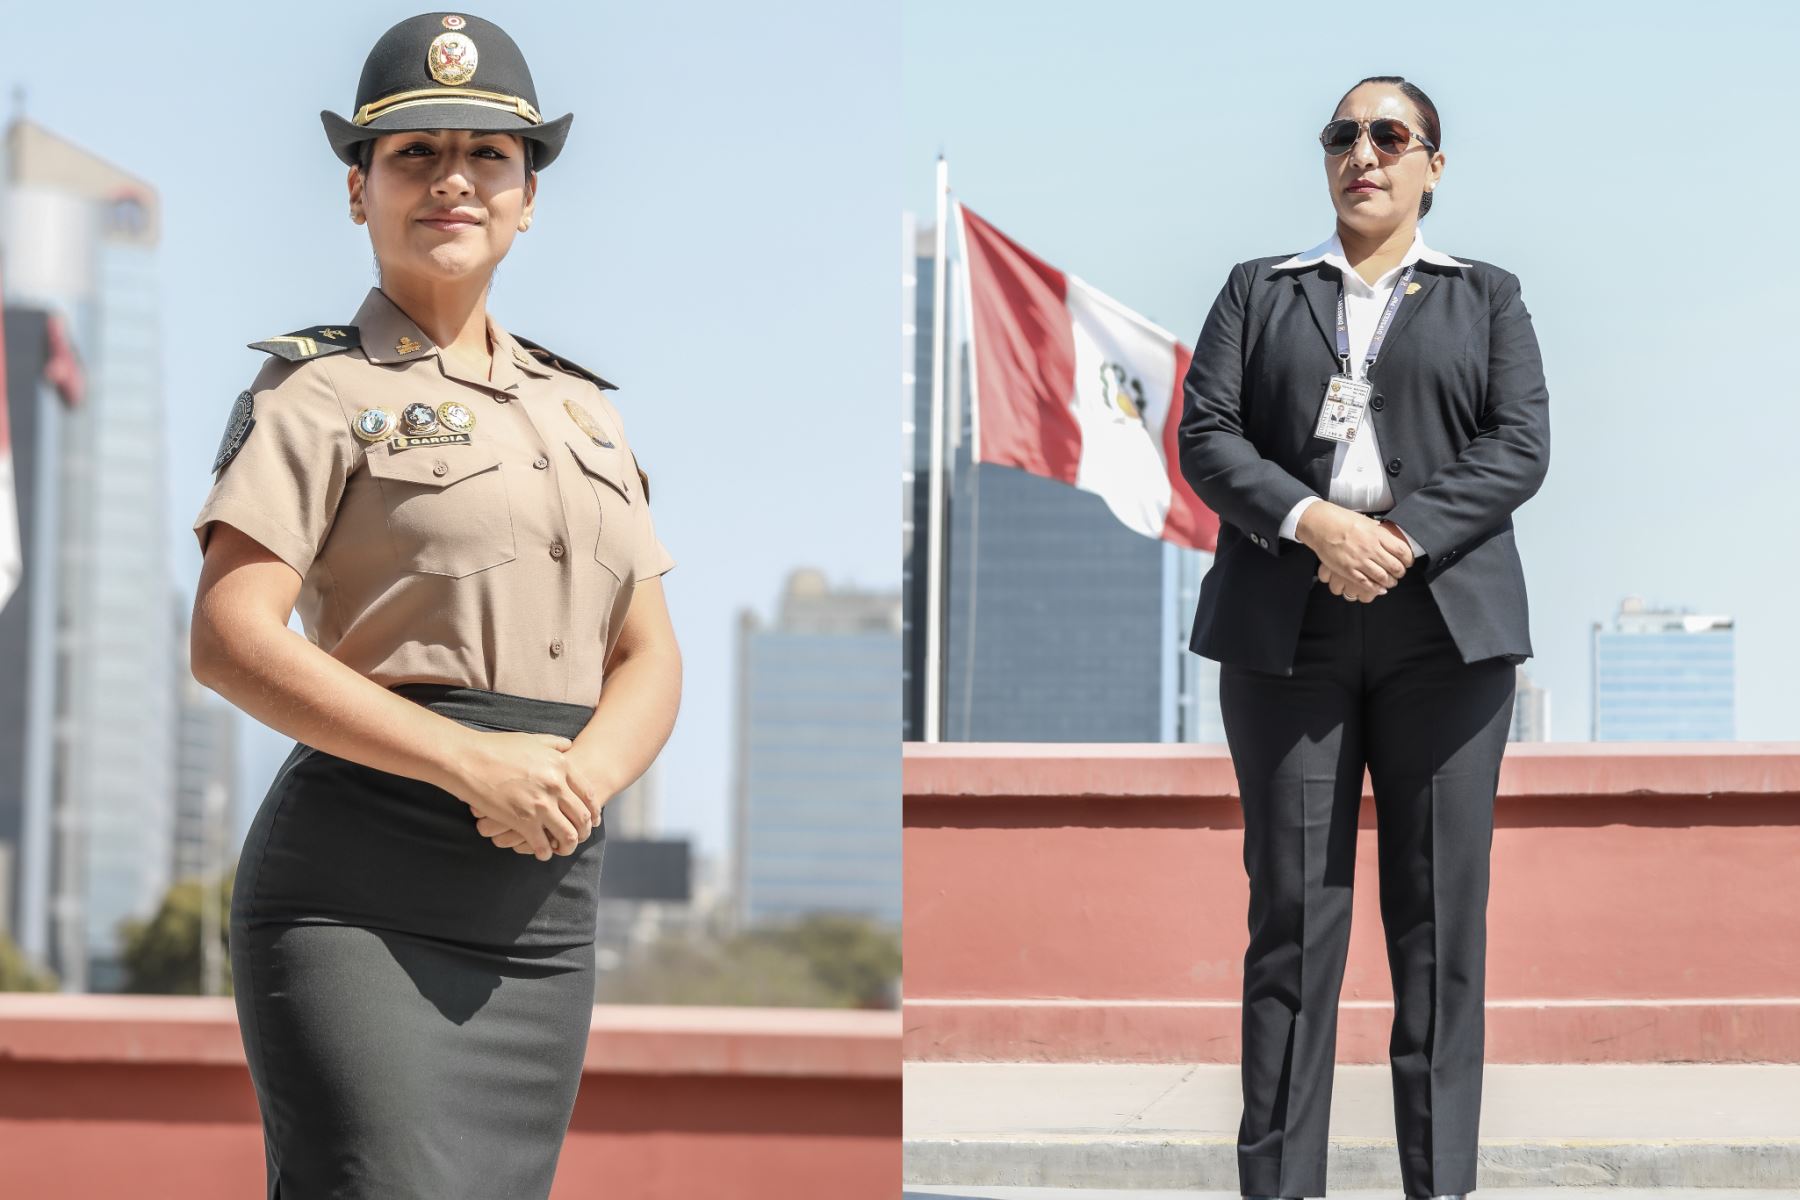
[441,13,467,29]
[352,406,395,442]
[427,31,479,86]
[396,335,423,355]
[437,400,476,434]
[1405,281,1422,295]
[563,398,615,448]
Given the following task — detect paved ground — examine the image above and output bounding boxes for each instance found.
[903,1063,1800,1191]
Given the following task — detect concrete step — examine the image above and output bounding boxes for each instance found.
[907,1191,1800,1199]
[902,1063,1800,1191]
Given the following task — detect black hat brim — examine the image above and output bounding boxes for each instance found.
[321,105,571,170]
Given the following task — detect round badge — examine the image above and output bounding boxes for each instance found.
[562,398,615,448]
[212,390,257,474]
[427,31,479,86]
[352,406,395,443]
[401,402,440,434]
[437,400,476,434]
[441,13,466,29]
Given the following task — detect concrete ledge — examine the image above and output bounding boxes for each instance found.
[904,997,1800,1064]
[904,742,1800,1063]
[904,741,1800,803]
[0,993,900,1077]
[0,995,900,1199]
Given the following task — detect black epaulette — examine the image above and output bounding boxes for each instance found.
[632,453,652,503]
[512,334,618,391]
[248,326,361,361]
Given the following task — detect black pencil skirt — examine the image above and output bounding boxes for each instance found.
[229,682,607,1200]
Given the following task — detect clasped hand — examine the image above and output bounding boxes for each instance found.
[442,730,606,861]
[1299,504,1416,604]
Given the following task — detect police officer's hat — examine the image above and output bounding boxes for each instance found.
[320,12,572,171]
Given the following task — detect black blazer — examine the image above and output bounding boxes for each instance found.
[1177,252,1550,675]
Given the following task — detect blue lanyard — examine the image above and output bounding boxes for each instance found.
[1334,263,1415,376]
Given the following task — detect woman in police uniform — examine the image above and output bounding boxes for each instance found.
[189,13,680,1198]
[1177,76,1550,1200]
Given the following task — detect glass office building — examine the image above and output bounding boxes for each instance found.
[1591,596,1735,742]
[735,570,901,926]
[2,119,175,989]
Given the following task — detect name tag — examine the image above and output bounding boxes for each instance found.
[1313,373,1371,444]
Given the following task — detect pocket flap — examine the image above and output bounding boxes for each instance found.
[365,443,503,488]
[565,438,634,503]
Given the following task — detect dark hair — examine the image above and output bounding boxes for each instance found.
[1337,75,1441,218]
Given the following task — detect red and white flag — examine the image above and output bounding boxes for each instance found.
[0,281,20,612]
[956,203,1216,553]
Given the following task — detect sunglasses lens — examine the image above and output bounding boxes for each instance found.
[1320,119,1358,154]
[1370,119,1412,155]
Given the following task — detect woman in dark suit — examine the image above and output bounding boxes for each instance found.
[1177,75,1550,1200]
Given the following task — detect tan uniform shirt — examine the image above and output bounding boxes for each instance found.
[193,286,675,705]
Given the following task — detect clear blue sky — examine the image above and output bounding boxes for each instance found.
[8,1,899,861]
[905,0,1800,741]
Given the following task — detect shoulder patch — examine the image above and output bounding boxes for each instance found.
[512,334,618,391]
[212,389,257,475]
[248,325,362,361]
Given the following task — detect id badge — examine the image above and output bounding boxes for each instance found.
[1313,373,1372,444]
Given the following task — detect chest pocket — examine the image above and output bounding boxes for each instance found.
[564,438,637,582]
[362,444,516,577]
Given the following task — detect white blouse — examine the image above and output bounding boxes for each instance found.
[1272,227,1470,559]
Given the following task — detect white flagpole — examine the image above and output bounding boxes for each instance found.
[924,155,950,742]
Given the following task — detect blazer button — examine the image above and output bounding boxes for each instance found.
[1386,457,1402,476]
[1371,394,1385,410]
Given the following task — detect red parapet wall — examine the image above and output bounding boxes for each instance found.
[903,742,1800,1063]
[0,995,900,1198]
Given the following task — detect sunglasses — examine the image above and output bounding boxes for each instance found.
[1319,117,1437,158]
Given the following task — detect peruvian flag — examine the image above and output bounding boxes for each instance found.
[956,203,1216,552]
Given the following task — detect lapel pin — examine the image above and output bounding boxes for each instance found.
[396,335,423,355]
[1405,281,1422,295]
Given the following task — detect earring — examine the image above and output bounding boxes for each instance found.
[519,216,532,231]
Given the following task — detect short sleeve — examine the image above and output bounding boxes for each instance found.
[191,355,357,578]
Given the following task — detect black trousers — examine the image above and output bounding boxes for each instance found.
[1218,568,1516,1199]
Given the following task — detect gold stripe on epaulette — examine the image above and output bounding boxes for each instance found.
[264,335,319,357]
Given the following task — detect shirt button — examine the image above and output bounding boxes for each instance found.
[1371,394,1385,410]
[533,456,548,470]
[549,638,564,657]
[432,460,448,476]
[1387,457,1403,475]
[494,395,510,404]
[549,540,565,560]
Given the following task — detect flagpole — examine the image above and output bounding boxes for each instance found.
[924,154,950,742]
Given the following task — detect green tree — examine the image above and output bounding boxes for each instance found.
[754,913,901,1008]
[117,869,235,995]
[0,930,58,992]
[593,912,899,1008]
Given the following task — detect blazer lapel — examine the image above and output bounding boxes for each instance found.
[1373,267,1441,363]
[1296,266,1341,365]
